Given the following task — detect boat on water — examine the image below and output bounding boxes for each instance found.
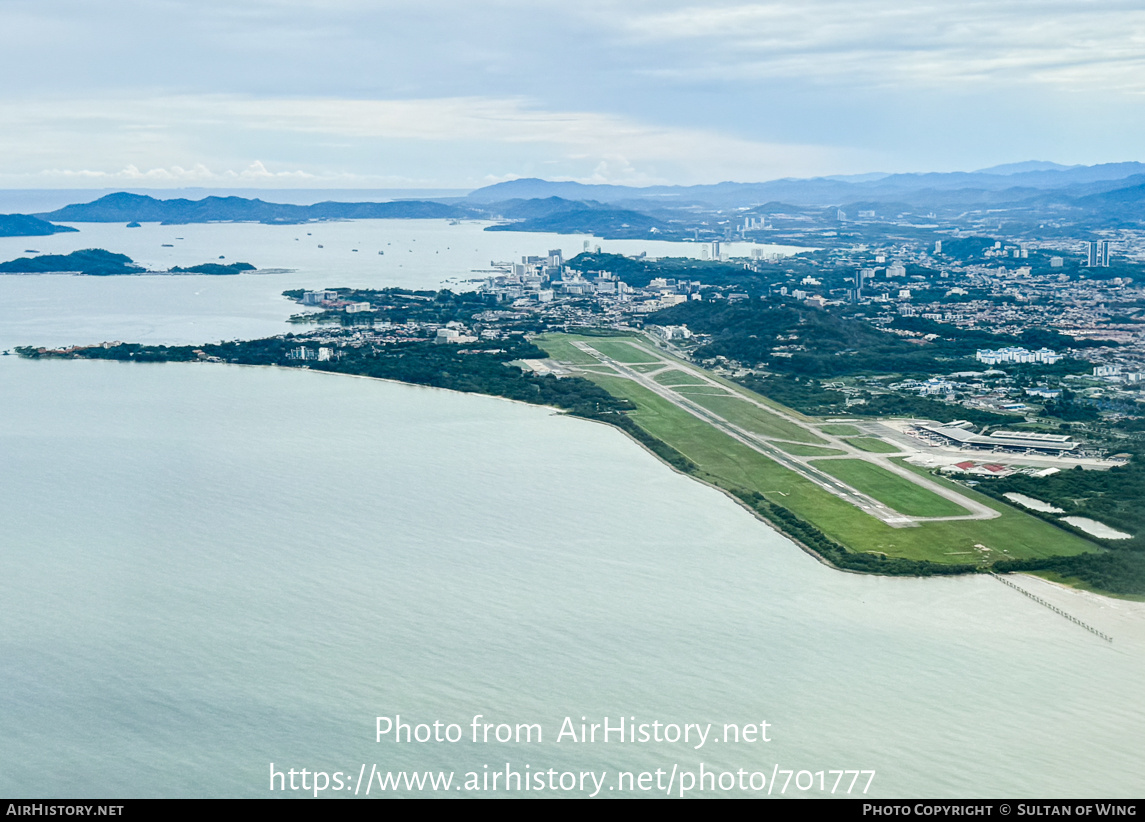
[318,244,324,248]
[161,244,174,247]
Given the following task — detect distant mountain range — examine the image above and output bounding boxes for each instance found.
[462,162,1145,208]
[38,192,468,224]
[0,160,1134,240]
[973,161,1082,175]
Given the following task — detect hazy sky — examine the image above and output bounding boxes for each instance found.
[2,0,1144,188]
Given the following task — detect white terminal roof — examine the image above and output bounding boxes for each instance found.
[921,424,1078,451]
[989,430,1073,444]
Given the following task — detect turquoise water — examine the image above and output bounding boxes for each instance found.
[2,356,1143,798]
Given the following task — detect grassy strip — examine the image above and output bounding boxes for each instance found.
[584,339,660,364]
[672,386,732,396]
[736,491,982,578]
[560,358,1096,562]
[844,437,901,453]
[537,334,1100,570]
[703,370,822,421]
[819,424,861,436]
[529,334,601,365]
[653,369,708,387]
[576,375,984,577]
[682,392,828,444]
[811,458,970,518]
[771,442,846,457]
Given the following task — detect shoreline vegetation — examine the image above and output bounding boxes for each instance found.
[18,319,1142,597]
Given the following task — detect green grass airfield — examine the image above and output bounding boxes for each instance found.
[536,333,1098,567]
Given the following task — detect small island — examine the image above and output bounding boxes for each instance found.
[0,248,257,276]
[0,213,78,238]
[168,262,256,275]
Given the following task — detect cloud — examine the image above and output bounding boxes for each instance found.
[34,162,321,183]
[0,94,861,186]
[0,1,1140,183]
[609,1,1145,92]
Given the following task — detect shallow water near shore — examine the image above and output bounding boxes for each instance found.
[2,355,1144,798]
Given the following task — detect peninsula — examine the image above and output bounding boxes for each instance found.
[0,213,77,237]
[18,252,1144,597]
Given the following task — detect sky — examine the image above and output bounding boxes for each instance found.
[2,0,1144,189]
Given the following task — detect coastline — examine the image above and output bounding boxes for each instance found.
[268,362,1136,601]
[219,361,976,581]
[15,353,1128,601]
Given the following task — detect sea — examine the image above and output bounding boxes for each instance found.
[1,214,1143,799]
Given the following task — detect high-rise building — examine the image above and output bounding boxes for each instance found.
[1086,240,1110,267]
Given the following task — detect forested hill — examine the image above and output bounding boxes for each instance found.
[0,213,78,237]
[39,193,470,224]
[484,204,673,239]
[646,297,1100,382]
[0,248,143,275]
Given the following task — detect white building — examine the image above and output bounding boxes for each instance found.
[300,290,338,306]
[975,347,1063,365]
[1086,240,1110,267]
[649,324,692,341]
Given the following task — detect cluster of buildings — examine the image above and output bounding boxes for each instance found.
[300,289,371,313]
[479,251,706,314]
[975,347,1063,366]
[285,216,1143,431]
[912,421,1080,455]
[286,346,335,362]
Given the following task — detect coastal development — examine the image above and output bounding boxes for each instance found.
[15,245,1140,595]
[7,169,1145,596]
[9,0,1145,798]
